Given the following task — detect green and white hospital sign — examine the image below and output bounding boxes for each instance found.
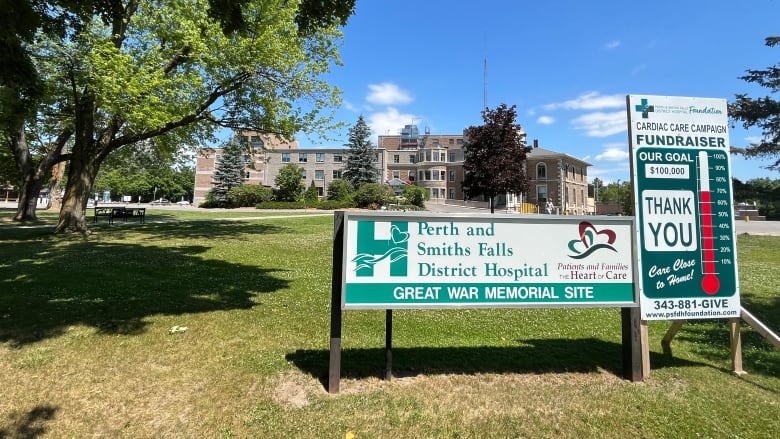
[341,212,636,309]
[627,95,740,320]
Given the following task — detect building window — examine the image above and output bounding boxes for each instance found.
[457,139,464,145]
[393,154,400,163]
[537,163,547,179]
[317,187,324,197]
[244,171,250,180]
[449,188,455,199]
[392,171,400,179]
[449,152,456,162]
[332,170,342,179]
[449,139,454,145]
[408,171,415,181]
[449,170,456,181]
[250,136,264,149]
[315,170,324,180]
[298,153,308,163]
[281,152,290,163]
[316,153,325,163]
[301,170,307,179]
[537,184,547,203]
[424,170,431,180]
[333,154,343,163]
[409,154,415,164]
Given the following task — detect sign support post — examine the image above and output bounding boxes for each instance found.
[329,212,345,394]
[385,310,393,380]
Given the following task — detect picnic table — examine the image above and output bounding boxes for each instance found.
[93,206,146,224]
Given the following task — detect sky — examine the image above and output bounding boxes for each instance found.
[299,0,780,184]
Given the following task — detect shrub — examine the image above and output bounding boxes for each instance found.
[256,201,307,209]
[352,183,394,208]
[227,185,273,207]
[402,184,428,208]
[327,179,354,201]
[316,199,356,210]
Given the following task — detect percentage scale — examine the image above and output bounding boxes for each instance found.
[697,151,721,295]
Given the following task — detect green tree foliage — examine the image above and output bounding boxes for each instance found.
[352,182,393,209]
[733,177,780,219]
[402,184,428,208]
[2,0,352,233]
[304,180,319,204]
[210,138,246,204]
[462,104,532,213]
[227,184,272,207]
[326,178,353,201]
[342,115,379,187]
[93,141,194,202]
[274,163,304,202]
[729,36,780,170]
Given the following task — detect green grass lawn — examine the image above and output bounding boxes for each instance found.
[0,213,778,438]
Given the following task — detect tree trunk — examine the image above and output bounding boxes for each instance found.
[48,161,66,210]
[489,196,495,214]
[54,152,99,234]
[10,127,42,222]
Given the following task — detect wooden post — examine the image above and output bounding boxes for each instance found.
[661,320,685,356]
[328,212,345,394]
[385,310,393,380]
[622,307,648,381]
[729,318,745,375]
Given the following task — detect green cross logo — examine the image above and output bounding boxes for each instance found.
[635,98,654,119]
[353,221,409,277]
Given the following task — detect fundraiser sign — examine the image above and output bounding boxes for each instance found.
[627,95,740,321]
[341,212,635,309]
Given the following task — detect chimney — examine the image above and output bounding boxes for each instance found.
[533,139,539,149]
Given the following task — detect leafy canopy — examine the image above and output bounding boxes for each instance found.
[729,36,780,170]
[462,104,532,204]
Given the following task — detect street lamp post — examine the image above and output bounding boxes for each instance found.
[616,179,621,214]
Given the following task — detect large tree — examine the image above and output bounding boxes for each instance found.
[462,104,532,213]
[729,36,780,170]
[2,0,354,233]
[209,137,246,204]
[342,115,379,187]
[274,163,304,202]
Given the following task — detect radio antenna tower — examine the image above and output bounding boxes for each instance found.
[483,56,488,111]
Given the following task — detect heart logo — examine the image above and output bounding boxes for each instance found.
[391,225,410,244]
[568,221,617,259]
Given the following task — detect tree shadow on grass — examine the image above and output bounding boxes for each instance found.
[81,218,296,241]
[0,224,290,347]
[667,318,780,378]
[287,338,704,390]
[0,404,58,439]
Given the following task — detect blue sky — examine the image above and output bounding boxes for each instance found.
[302,0,780,184]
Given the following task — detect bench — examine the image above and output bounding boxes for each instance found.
[93,206,146,224]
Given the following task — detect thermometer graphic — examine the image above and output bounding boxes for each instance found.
[698,151,720,294]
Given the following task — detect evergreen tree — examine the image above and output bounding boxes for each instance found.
[462,104,532,213]
[343,115,379,187]
[729,36,780,170]
[211,137,246,204]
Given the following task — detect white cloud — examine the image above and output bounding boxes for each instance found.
[744,136,762,144]
[631,64,647,75]
[367,107,418,137]
[343,100,359,112]
[604,40,620,49]
[366,82,413,106]
[571,111,627,137]
[543,92,625,111]
[536,115,555,125]
[595,147,629,161]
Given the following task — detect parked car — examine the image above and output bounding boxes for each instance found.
[151,198,170,205]
[176,200,191,205]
